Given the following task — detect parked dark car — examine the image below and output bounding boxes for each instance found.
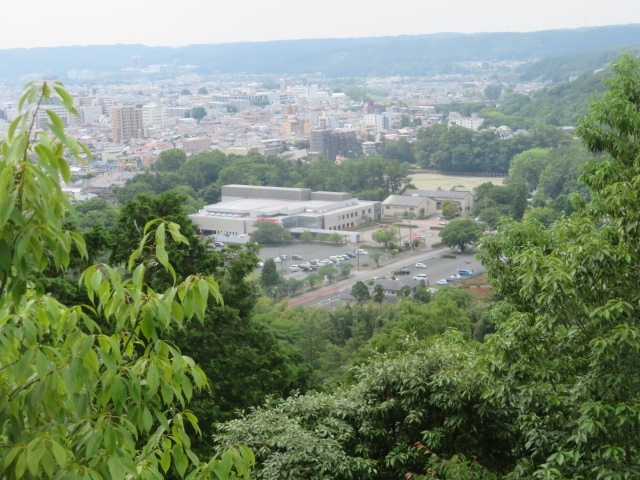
[394,268,411,275]
[291,254,303,260]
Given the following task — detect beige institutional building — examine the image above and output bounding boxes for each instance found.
[382,189,474,218]
[189,185,381,242]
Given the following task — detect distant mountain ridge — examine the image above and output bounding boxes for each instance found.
[0,24,639,82]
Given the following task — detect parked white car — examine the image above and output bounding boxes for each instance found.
[436,279,448,285]
[415,262,427,269]
[273,257,282,263]
[355,249,369,255]
[413,273,428,282]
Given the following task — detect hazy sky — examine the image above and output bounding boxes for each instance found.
[2,0,639,49]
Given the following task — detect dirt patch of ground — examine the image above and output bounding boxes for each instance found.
[458,274,493,302]
[409,173,505,192]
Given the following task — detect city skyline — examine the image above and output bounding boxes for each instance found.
[1,0,639,50]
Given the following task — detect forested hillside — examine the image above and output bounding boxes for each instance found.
[516,47,640,82]
[0,24,639,81]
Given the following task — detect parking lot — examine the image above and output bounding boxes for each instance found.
[258,242,376,272]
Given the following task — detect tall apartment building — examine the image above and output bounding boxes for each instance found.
[141,103,165,126]
[363,113,389,134]
[310,128,358,161]
[81,105,103,125]
[111,106,145,142]
[448,112,484,131]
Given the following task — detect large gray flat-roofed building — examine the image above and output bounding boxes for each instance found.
[189,185,381,242]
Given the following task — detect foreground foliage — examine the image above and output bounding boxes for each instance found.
[214,332,508,480]
[0,82,253,478]
[480,53,640,478]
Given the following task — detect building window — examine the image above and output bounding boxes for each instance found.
[386,206,390,209]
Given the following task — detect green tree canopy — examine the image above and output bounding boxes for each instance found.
[351,281,371,303]
[479,53,640,479]
[190,106,207,121]
[155,148,187,172]
[441,199,460,219]
[260,258,280,288]
[438,218,483,252]
[372,225,398,249]
[372,283,385,304]
[251,221,292,245]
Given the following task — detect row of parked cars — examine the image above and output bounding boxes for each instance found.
[435,268,474,285]
[289,253,359,272]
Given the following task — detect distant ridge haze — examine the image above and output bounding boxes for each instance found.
[0,25,639,82]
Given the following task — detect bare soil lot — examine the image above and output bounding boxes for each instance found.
[409,172,505,192]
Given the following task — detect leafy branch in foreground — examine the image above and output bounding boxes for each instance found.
[0,82,253,479]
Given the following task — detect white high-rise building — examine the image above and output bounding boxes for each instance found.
[81,106,103,125]
[141,103,165,126]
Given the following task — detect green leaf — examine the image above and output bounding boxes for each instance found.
[108,457,126,480]
[15,451,28,479]
[53,85,74,110]
[172,444,188,478]
[46,109,64,131]
[27,438,46,476]
[156,245,170,273]
[141,314,154,340]
[36,350,49,380]
[104,424,116,455]
[51,440,68,468]
[161,447,172,473]
[142,406,154,432]
[147,365,159,395]
[181,376,193,402]
[156,222,166,246]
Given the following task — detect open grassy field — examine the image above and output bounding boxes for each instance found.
[409,172,505,192]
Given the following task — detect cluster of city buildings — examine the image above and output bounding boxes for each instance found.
[0,56,544,206]
[0,54,546,177]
